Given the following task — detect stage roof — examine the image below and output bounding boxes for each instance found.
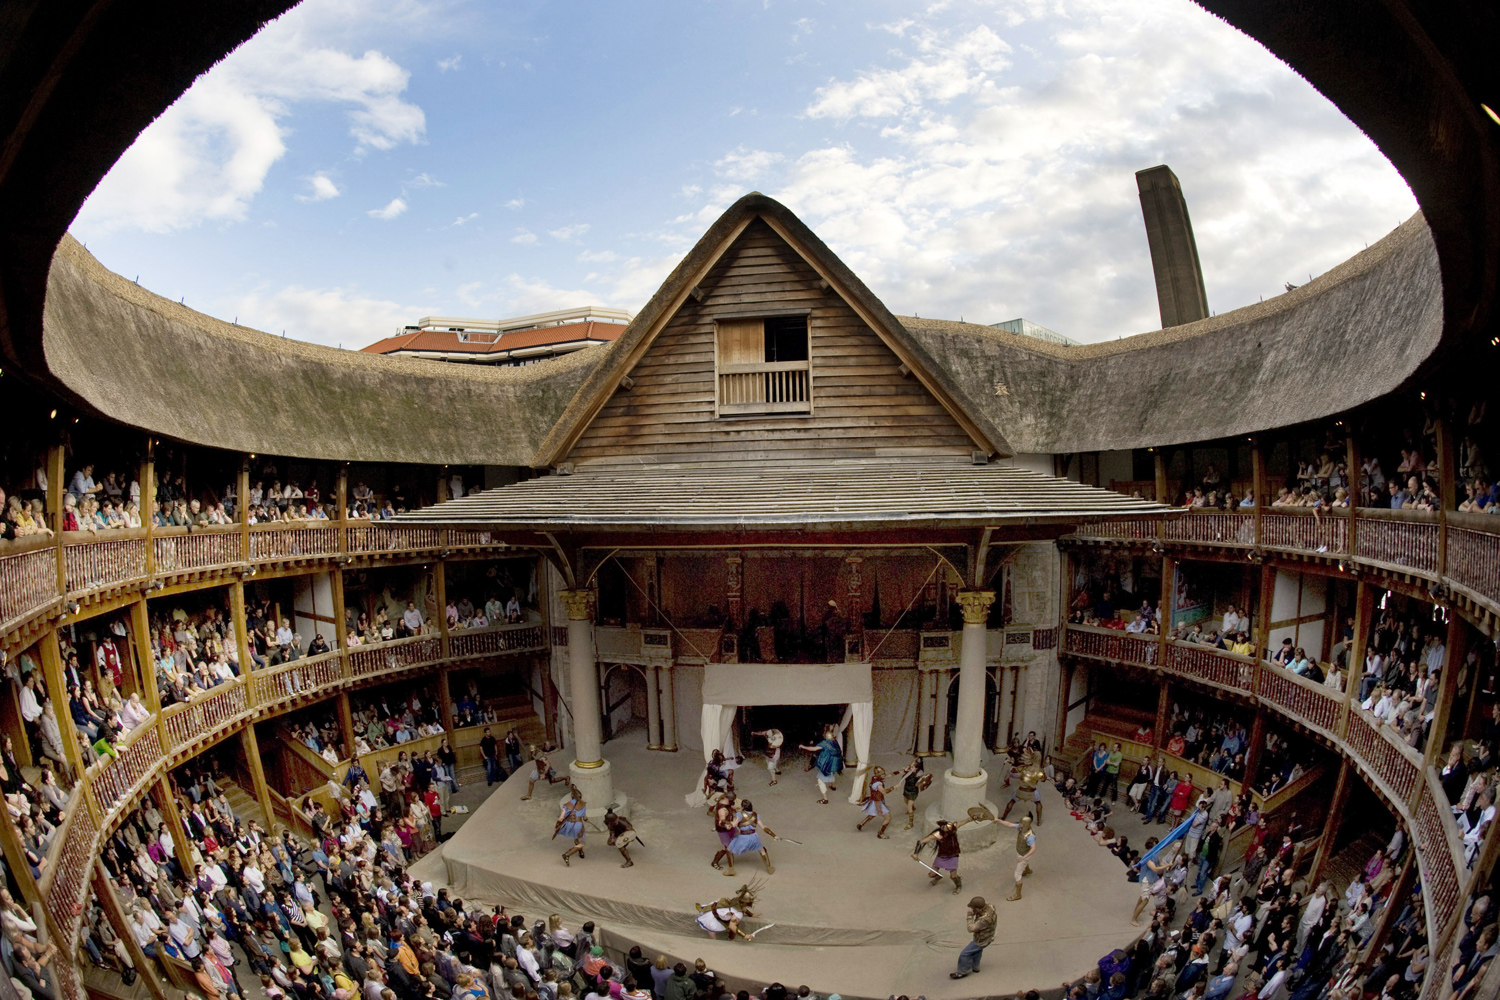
[395,462,1174,531]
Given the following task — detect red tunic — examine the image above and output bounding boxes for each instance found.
[1170,780,1194,812]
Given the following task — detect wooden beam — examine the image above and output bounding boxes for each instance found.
[1154,449,1169,506]
[1437,415,1455,578]
[337,691,356,759]
[1424,612,1466,766]
[140,439,156,576]
[153,777,195,874]
[40,630,88,780]
[130,599,160,717]
[1242,707,1267,791]
[1154,677,1170,751]
[239,724,276,831]
[1252,438,1265,545]
[1344,432,1360,553]
[1308,756,1352,884]
[48,444,64,594]
[93,863,171,1000]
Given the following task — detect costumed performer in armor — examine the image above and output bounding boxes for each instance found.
[727,800,780,875]
[703,749,735,799]
[556,786,587,866]
[1000,736,1024,787]
[522,747,567,801]
[797,726,843,804]
[1001,747,1045,825]
[604,808,638,869]
[913,819,966,894]
[856,766,893,838]
[995,813,1037,900]
[751,728,784,785]
[894,757,932,830]
[710,793,740,874]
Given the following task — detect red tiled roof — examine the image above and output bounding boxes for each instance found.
[361,321,625,356]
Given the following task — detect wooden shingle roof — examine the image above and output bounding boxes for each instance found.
[396,462,1174,530]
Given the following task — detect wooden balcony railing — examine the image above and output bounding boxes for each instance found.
[1444,515,1500,601]
[448,622,547,659]
[1072,519,1158,541]
[1355,508,1441,574]
[348,634,442,678]
[89,725,164,818]
[248,650,346,713]
[249,523,340,560]
[159,679,251,752]
[1255,662,1342,739]
[153,525,243,574]
[1164,640,1255,693]
[717,360,811,415]
[43,795,97,947]
[1260,509,1347,555]
[62,533,147,595]
[1162,511,1255,546]
[0,541,58,633]
[1344,706,1421,806]
[1413,771,1464,951]
[346,523,440,553]
[1061,623,1159,668]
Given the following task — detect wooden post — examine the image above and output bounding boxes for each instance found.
[336,463,349,533]
[239,724,277,830]
[434,561,450,659]
[332,569,349,663]
[130,599,161,716]
[1154,678,1170,751]
[1242,707,1267,791]
[140,439,156,576]
[437,668,454,734]
[1345,432,1361,554]
[1308,757,1352,884]
[230,581,253,674]
[39,630,88,780]
[48,444,65,593]
[337,692,356,759]
[153,777,195,874]
[1154,450,1169,505]
[1356,854,1415,975]
[238,455,251,562]
[1424,613,1467,767]
[1436,415,1455,578]
[1158,554,1175,659]
[537,556,558,743]
[1054,659,1074,750]
[1251,437,1265,546]
[93,863,171,1000]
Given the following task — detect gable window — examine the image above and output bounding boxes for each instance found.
[715,314,811,416]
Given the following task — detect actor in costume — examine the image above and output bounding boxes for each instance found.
[914,819,966,894]
[797,726,843,804]
[1000,736,1024,787]
[896,757,932,830]
[556,787,587,866]
[522,748,566,801]
[727,799,780,875]
[694,900,749,941]
[856,766,893,838]
[1001,747,1046,825]
[995,813,1037,900]
[751,728,784,785]
[703,749,734,799]
[604,808,638,869]
[710,794,740,874]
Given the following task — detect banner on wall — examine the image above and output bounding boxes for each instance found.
[1171,565,1213,629]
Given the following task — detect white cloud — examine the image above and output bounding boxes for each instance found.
[511,229,538,244]
[805,24,1010,120]
[437,54,462,72]
[450,212,479,226]
[504,198,526,210]
[739,1,1417,340]
[548,223,591,241]
[578,249,618,263]
[297,172,342,202]
[75,2,426,235]
[228,283,436,349]
[367,197,407,220]
[714,147,785,184]
[410,172,444,188]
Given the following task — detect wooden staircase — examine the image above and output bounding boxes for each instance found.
[457,694,547,781]
[220,778,268,829]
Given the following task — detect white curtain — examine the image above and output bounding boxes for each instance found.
[686,703,738,805]
[844,701,874,804]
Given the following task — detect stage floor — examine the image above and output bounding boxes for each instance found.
[422,737,1142,999]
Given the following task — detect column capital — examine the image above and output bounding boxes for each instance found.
[559,589,595,621]
[956,590,996,625]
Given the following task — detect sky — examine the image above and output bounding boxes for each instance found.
[70,0,1419,349]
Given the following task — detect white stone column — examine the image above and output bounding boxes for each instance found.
[933,590,998,846]
[916,668,934,754]
[560,589,625,813]
[644,663,662,749]
[658,664,677,750]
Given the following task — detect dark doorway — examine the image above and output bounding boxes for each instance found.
[737,704,845,762]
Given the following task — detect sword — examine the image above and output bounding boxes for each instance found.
[775,837,803,845]
[914,857,946,878]
[746,922,777,940]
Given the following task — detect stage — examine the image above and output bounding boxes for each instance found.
[418,735,1142,999]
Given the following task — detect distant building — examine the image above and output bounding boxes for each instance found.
[361,306,631,366]
[990,317,1080,347]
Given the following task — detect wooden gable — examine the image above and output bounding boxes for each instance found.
[565,218,979,469]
